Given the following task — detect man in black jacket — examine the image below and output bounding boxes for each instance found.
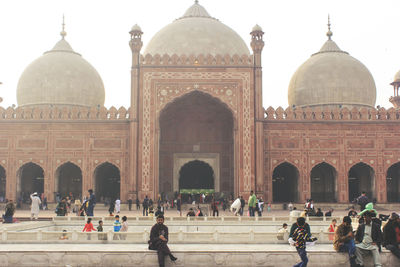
[148,215,177,267]
[354,211,382,267]
[383,212,400,259]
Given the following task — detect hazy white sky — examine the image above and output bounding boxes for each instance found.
[0,0,399,109]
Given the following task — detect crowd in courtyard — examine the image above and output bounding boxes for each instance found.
[1,189,400,267]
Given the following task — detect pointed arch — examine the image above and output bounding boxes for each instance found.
[386,162,400,202]
[94,162,120,202]
[16,162,44,203]
[348,162,375,201]
[55,162,82,199]
[310,162,337,202]
[0,165,6,201]
[272,162,299,202]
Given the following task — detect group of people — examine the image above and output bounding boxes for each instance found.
[286,200,400,267]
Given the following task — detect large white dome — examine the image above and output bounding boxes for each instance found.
[143,2,250,56]
[288,36,376,109]
[17,37,105,107]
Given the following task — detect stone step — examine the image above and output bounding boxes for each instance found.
[0,244,396,267]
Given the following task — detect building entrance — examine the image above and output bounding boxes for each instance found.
[17,162,44,203]
[311,162,337,202]
[55,162,82,200]
[272,162,298,202]
[387,162,400,202]
[348,163,375,201]
[179,160,214,190]
[159,91,234,195]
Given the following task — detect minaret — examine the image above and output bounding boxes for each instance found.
[250,24,265,198]
[0,82,3,103]
[128,24,143,200]
[129,24,143,118]
[390,72,400,108]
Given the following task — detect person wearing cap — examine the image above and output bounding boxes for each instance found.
[30,192,41,220]
[354,211,382,267]
[333,216,356,267]
[148,215,177,267]
[382,212,400,259]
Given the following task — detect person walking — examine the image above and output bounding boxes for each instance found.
[2,199,15,223]
[128,197,133,211]
[354,211,382,267]
[248,190,256,217]
[30,192,41,220]
[115,198,121,214]
[86,189,96,216]
[211,198,219,217]
[292,216,317,267]
[382,212,400,259]
[143,195,149,216]
[240,196,245,216]
[56,198,67,216]
[334,216,357,267]
[148,215,177,267]
[136,197,140,210]
[356,192,369,212]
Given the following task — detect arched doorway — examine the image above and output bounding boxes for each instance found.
[94,162,120,202]
[311,162,337,202]
[159,91,234,195]
[55,162,82,200]
[387,162,400,202]
[348,162,375,201]
[17,162,44,203]
[0,165,6,201]
[179,160,214,190]
[272,162,299,202]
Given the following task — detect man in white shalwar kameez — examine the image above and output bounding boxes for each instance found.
[230,197,241,216]
[30,192,41,220]
[115,198,121,214]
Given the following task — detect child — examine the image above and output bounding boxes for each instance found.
[120,216,128,240]
[292,217,317,267]
[113,215,121,240]
[97,220,107,240]
[328,218,337,241]
[82,217,96,240]
[59,229,69,240]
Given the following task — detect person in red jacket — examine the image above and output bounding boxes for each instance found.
[82,217,96,240]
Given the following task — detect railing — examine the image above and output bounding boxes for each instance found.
[51,215,346,223]
[0,229,336,244]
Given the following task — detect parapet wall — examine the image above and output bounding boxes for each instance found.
[140,53,254,66]
[264,106,400,121]
[0,106,130,121]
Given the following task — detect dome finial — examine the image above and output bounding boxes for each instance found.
[326,14,333,40]
[195,0,199,4]
[60,14,67,39]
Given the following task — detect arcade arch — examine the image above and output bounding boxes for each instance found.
[272,162,299,202]
[94,162,120,202]
[348,162,375,201]
[386,162,400,202]
[159,91,234,195]
[55,162,82,199]
[17,162,44,203]
[0,165,6,201]
[310,162,337,202]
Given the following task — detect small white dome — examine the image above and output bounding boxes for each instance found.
[17,38,105,107]
[252,24,263,32]
[143,2,250,56]
[288,38,376,108]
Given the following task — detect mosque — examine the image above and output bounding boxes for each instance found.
[1,1,400,204]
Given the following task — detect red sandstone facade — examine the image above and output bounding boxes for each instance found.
[1,12,400,205]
